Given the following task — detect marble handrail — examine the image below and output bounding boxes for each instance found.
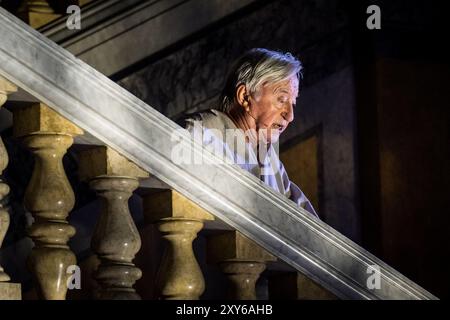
[0,7,437,299]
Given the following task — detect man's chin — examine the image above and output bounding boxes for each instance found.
[256,128,281,144]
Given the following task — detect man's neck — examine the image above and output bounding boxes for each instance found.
[225,105,274,164]
[226,105,258,143]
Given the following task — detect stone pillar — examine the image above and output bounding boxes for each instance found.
[18,0,61,29]
[207,231,276,300]
[142,190,214,300]
[78,146,148,299]
[12,102,83,300]
[267,272,338,300]
[0,77,21,300]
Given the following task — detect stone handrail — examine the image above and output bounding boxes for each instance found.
[0,7,437,299]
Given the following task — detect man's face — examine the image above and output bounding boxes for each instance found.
[250,75,298,144]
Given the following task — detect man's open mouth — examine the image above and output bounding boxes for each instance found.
[271,123,284,130]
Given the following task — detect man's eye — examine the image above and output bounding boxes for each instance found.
[278,97,288,103]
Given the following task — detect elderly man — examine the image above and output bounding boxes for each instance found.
[181,48,318,218]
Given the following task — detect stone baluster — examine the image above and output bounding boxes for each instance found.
[12,102,83,300]
[207,231,276,300]
[268,272,337,300]
[142,190,214,300]
[0,77,21,300]
[78,146,148,299]
[18,0,60,29]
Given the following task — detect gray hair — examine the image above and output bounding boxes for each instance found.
[219,48,303,113]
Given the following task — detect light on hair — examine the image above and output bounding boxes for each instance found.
[220,48,303,112]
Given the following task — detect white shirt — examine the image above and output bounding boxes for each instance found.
[183,109,318,218]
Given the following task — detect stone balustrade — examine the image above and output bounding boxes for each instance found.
[0,90,288,300]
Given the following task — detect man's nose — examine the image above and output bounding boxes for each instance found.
[283,104,294,123]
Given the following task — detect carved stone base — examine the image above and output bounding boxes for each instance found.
[268,272,338,300]
[18,0,61,29]
[206,231,276,300]
[18,11,60,29]
[219,261,266,300]
[0,282,21,300]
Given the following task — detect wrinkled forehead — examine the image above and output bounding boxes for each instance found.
[265,76,299,98]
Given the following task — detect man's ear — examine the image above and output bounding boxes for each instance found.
[236,84,249,108]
